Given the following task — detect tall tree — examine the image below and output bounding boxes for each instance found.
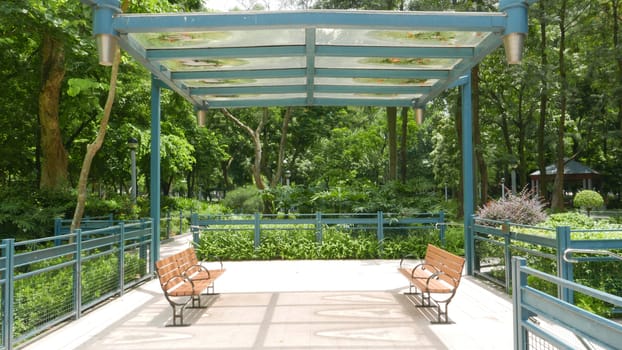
[551,0,569,211]
[536,0,550,203]
[39,32,69,190]
[399,107,409,182]
[387,106,398,181]
[221,108,268,191]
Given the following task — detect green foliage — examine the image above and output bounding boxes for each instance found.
[13,253,145,337]
[196,225,454,261]
[573,190,604,215]
[221,186,263,213]
[476,189,547,225]
[539,212,617,230]
[0,188,74,240]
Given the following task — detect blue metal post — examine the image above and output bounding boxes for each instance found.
[54,217,61,246]
[254,213,261,248]
[461,74,475,275]
[191,213,199,244]
[179,210,183,236]
[316,212,323,243]
[503,220,512,293]
[556,226,573,303]
[512,257,528,350]
[150,77,162,266]
[3,239,14,350]
[119,222,125,297]
[439,211,446,247]
[74,230,83,319]
[139,218,147,263]
[376,211,384,243]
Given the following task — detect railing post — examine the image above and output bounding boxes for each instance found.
[376,211,384,243]
[74,229,82,320]
[316,212,323,244]
[439,211,446,247]
[503,220,512,294]
[54,217,61,246]
[254,213,261,248]
[119,222,125,296]
[179,210,183,236]
[3,239,15,350]
[466,214,475,275]
[191,213,199,244]
[512,257,528,350]
[166,210,171,240]
[556,226,573,303]
[139,219,147,266]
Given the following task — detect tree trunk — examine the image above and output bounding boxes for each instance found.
[70,45,121,232]
[551,0,567,212]
[220,108,267,190]
[399,107,408,182]
[270,108,293,187]
[39,33,69,190]
[455,93,464,218]
[387,106,397,181]
[471,66,488,203]
[537,0,549,202]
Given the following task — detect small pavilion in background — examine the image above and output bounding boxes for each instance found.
[529,159,601,196]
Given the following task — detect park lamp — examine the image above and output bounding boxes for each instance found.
[80,0,121,66]
[197,110,207,127]
[127,137,138,150]
[499,0,529,64]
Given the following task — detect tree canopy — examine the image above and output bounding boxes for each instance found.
[2,0,622,238]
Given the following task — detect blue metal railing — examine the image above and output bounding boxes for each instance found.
[512,257,622,350]
[471,216,622,299]
[190,211,446,248]
[0,219,153,350]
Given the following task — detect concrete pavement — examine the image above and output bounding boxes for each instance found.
[22,235,515,350]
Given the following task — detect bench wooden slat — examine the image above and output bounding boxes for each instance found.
[155,247,226,326]
[398,244,465,323]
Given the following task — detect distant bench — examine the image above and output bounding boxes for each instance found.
[398,244,465,323]
[155,247,225,326]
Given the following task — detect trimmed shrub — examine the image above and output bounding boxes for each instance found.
[476,188,547,225]
[221,185,263,213]
[573,190,604,216]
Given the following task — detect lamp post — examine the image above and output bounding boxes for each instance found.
[128,137,138,204]
[285,170,291,186]
[501,177,505,198]
[510,163,518,195]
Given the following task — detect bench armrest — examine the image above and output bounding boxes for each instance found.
[411,263,440,278]
[426,270,459,290]
[163,275,196,292]
[399,253,421,268]
[202,255,224,270]
[182,264,211,279]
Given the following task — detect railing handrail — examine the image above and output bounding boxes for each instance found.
[563,248,622,263]
[513,257,622,350]
[1,218,155,350]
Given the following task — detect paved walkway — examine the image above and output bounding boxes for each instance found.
[22,235,515,350]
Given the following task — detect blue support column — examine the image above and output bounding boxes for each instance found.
[461,74,475,275]
[150,77,162,266]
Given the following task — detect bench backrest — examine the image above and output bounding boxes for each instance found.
[424,244,465,286]
[155,254,183,290]
[175,247,200,274]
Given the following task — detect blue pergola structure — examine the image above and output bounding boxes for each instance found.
[81,0,534,274]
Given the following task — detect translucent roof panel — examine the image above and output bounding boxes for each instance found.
[111,9,517,108]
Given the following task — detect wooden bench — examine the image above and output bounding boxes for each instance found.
[398,244,465,323]
[155,247,225,326]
